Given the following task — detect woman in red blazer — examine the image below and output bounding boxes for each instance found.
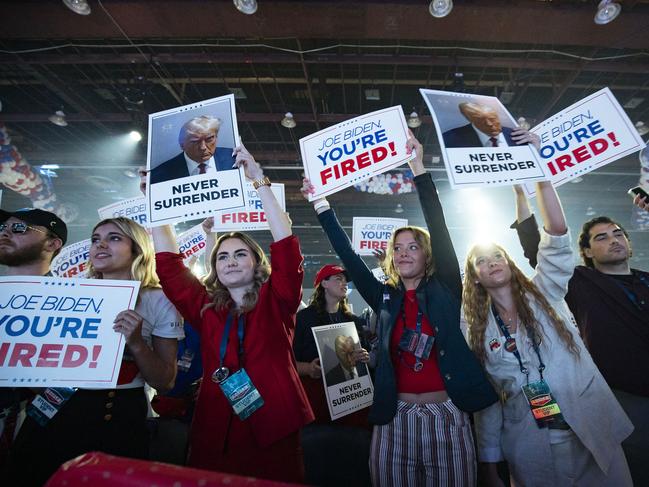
[149,144,313,483]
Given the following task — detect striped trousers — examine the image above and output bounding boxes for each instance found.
[370,400,476,486]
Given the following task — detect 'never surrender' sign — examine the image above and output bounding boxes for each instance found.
[301,107,410,200]
[0,276,140,388]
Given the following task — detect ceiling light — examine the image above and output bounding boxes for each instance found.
[281,112,296,129]
[365,89,380,101]
[407,111,422,129]
[594,0,621,25]
[394,203,404,214]
[129,130,142,142]
[62,0,91,15]
[586,206,597,217]
[635,121,649,136]
[233,0,258,15]
[48,110,68,127]
[41,164,60,170]
[570,176,583,184]
[517,117,531,130]
[429,0,453,18]
[123,169,138,178]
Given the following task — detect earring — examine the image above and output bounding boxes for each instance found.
[474,280,480,284]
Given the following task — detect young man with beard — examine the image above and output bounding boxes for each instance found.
[513,196,649,486]
[0,208,67,468]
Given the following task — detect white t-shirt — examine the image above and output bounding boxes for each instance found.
[118,287,184,389]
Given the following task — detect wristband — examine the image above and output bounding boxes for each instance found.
[313,199,330,211]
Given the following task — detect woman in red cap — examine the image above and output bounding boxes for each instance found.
[293,263,372,486]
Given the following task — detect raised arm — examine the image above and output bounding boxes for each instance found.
[535,181,567,236]
[407,133,462,298]
[234,144,291,241]
[302,180,384,310]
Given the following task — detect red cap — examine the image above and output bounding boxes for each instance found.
[313,264,350,286]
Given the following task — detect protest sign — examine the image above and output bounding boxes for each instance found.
[50,239,91,278]
[420,89,545,188]
[176,222,208,265]
[312,322,373,421]
[146,94,246,226]
[525,87,645,196]
[300,106,410,200]
[98,196,148,227]
[0,276,140,388]
[352,217,407,255]
[211,182,286,231]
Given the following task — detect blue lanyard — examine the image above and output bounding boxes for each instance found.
[491,303,545,382]
[219,313,245,368]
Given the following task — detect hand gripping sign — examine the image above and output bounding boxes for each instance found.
[0,276,140,389]
[524,87,645,196]
[312,322,374,421]
[146,94,246,226]
[301,106,410,200]
[420,89,545,189]
[352,217,407,256]
[211,182,286,231]
[50,239,92,278]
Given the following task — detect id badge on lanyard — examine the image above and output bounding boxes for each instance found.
[211,312,264,420]
[27,387,75,426]
[218,369,264,420]
[521,380,567,428]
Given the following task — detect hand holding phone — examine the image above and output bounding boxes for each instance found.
[628,186,649,211]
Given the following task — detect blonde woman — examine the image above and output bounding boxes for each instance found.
[8,217,183,487]
[462,181,633,487]
[303,133,496,486]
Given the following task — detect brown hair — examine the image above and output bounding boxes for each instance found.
[462,242,580,364]
[309,278,353,322]
[383,226,435,287]
[578,216,630,268]
[201,232,270,314]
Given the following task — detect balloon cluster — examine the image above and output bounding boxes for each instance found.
[354,170,415,195]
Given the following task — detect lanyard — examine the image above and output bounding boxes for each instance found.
[611,271,649,312]
[401,305,423,334]
[491,303,545,382]
[219,312,245,369]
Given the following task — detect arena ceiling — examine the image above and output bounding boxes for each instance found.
[1,0,648,280]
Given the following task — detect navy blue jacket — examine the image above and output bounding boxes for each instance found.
[150,147,235,185]
[443,124,516,148]
[318,173,497,424]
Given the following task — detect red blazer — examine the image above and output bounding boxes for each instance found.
[156,235,313,467]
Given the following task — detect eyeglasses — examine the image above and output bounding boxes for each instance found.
[0,222,47,235]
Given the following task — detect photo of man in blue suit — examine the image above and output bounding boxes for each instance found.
[442,102,515,148]
[150,115,235,184]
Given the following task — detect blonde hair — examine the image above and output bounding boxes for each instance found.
[462,242,579,364]
[383,226,435,287]
[201,232,270,314]
[87,217,160,289]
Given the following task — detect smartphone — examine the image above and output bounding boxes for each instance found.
[628,186,649,200]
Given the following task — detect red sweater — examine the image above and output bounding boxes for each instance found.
[155,235,313,468]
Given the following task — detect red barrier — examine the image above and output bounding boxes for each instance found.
[45,451,301,487]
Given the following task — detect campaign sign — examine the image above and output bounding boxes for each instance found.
[98,196,148,227]
[420,89,545,189]
[0,276,140,388]
[312,322,374,421]
[146,94,246,226]
[301,106,410,200]
[50,239,91,278]
[212,182,286,231]
[525,87,645,196]
[352,217,407,256]
[176,223,208,265]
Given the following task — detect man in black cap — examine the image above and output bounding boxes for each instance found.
[0,208,67,276]
[0,207,67,468]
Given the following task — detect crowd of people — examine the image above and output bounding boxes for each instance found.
[0,128,647,487]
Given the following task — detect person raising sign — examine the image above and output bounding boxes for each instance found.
[148,143,313,483]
